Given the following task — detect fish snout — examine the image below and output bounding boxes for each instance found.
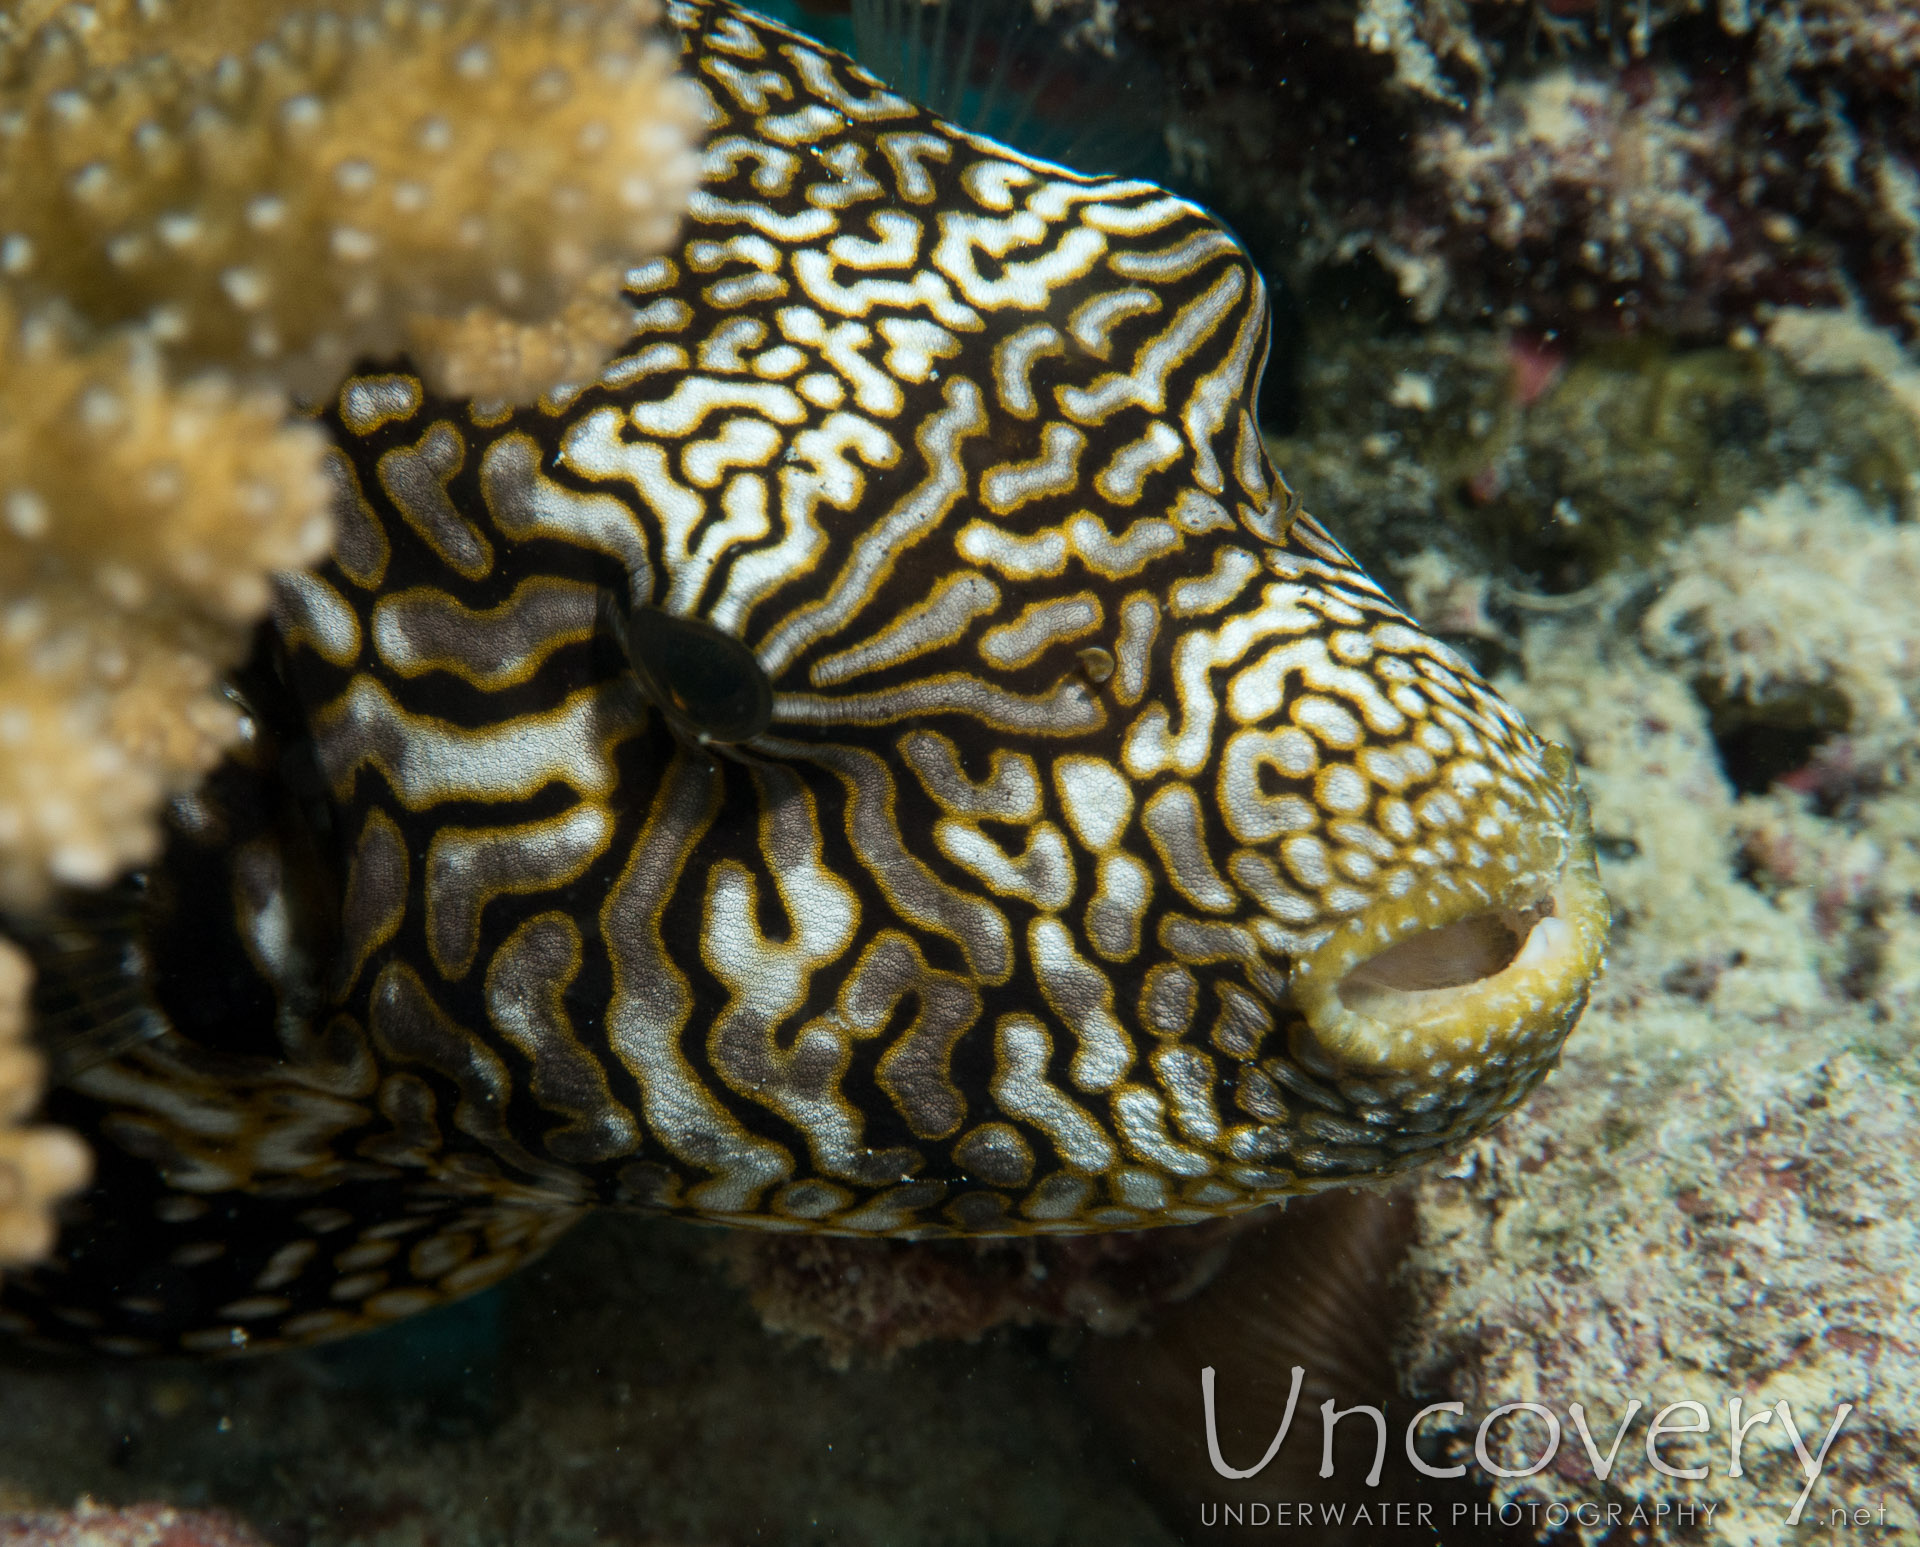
[1277,743,1609,1151]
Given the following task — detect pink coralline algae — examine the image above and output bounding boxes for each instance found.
[715,1220,1247,1365]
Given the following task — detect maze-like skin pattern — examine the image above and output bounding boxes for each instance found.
[2,0,1604,1355]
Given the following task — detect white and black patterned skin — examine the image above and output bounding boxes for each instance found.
[1,0,1608,1355]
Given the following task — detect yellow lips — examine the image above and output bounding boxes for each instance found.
[1286,743,1610,1128]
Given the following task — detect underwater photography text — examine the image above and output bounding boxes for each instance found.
[1196,1364,1861,1528]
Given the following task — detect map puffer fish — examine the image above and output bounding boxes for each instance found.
[0,0,1608,1356]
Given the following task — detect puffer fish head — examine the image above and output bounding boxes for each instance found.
[286,0,1612,1233]
[0,0,1622,1369]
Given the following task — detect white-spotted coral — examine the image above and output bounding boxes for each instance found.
[0,0,706,399]
[0,0,705,1265]
[0,939,90,1267]
[0,304,333,903]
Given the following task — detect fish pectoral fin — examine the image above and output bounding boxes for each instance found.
[0,1147,583,1358]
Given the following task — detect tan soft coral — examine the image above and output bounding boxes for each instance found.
[0,0,705,400]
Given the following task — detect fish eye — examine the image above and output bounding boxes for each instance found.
[613,601,773,746]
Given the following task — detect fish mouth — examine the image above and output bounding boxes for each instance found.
[1338,894,1560,1007]
[1285,751,1610,1115]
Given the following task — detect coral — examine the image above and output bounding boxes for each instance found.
[0,1501,270,1547]
[0,0,703,1269]
[1772,0,1920,74]
[1353,0,1484,107]
[0,941,89,1268]
[1391,476,1920,1542]
[0,302,311,1263]
[1643,478,1920,742]
[1767,304,1920,432]
[402,271,642,401]
[0,306,331,903]
[1405,66,1737,329]
[715,1221,1244,1366]
[0,0,704,909]
[1108,0,1920,341]
[0,0,703,401]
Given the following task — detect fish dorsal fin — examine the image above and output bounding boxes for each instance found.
[761,0,1173,179]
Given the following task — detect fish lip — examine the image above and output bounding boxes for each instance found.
[1283,753,1611,1097]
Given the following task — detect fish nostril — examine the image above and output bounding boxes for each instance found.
[1337,898,1557,1009]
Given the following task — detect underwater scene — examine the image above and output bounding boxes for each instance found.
[0,0,1914,1541]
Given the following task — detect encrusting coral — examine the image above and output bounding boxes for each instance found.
[1650,479,1920,1005]
[1644,478,1920,748]
[1406,65,1736,328]
[1767,304,1920,440]
[0,0,705,1265]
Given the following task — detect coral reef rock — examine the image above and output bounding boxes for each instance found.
[1397,476,1920,1542]
[1266,320,1920,595]
[0,1500,269,1547]
[1114,0,1920,339]
[716,1220,1244,1365]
